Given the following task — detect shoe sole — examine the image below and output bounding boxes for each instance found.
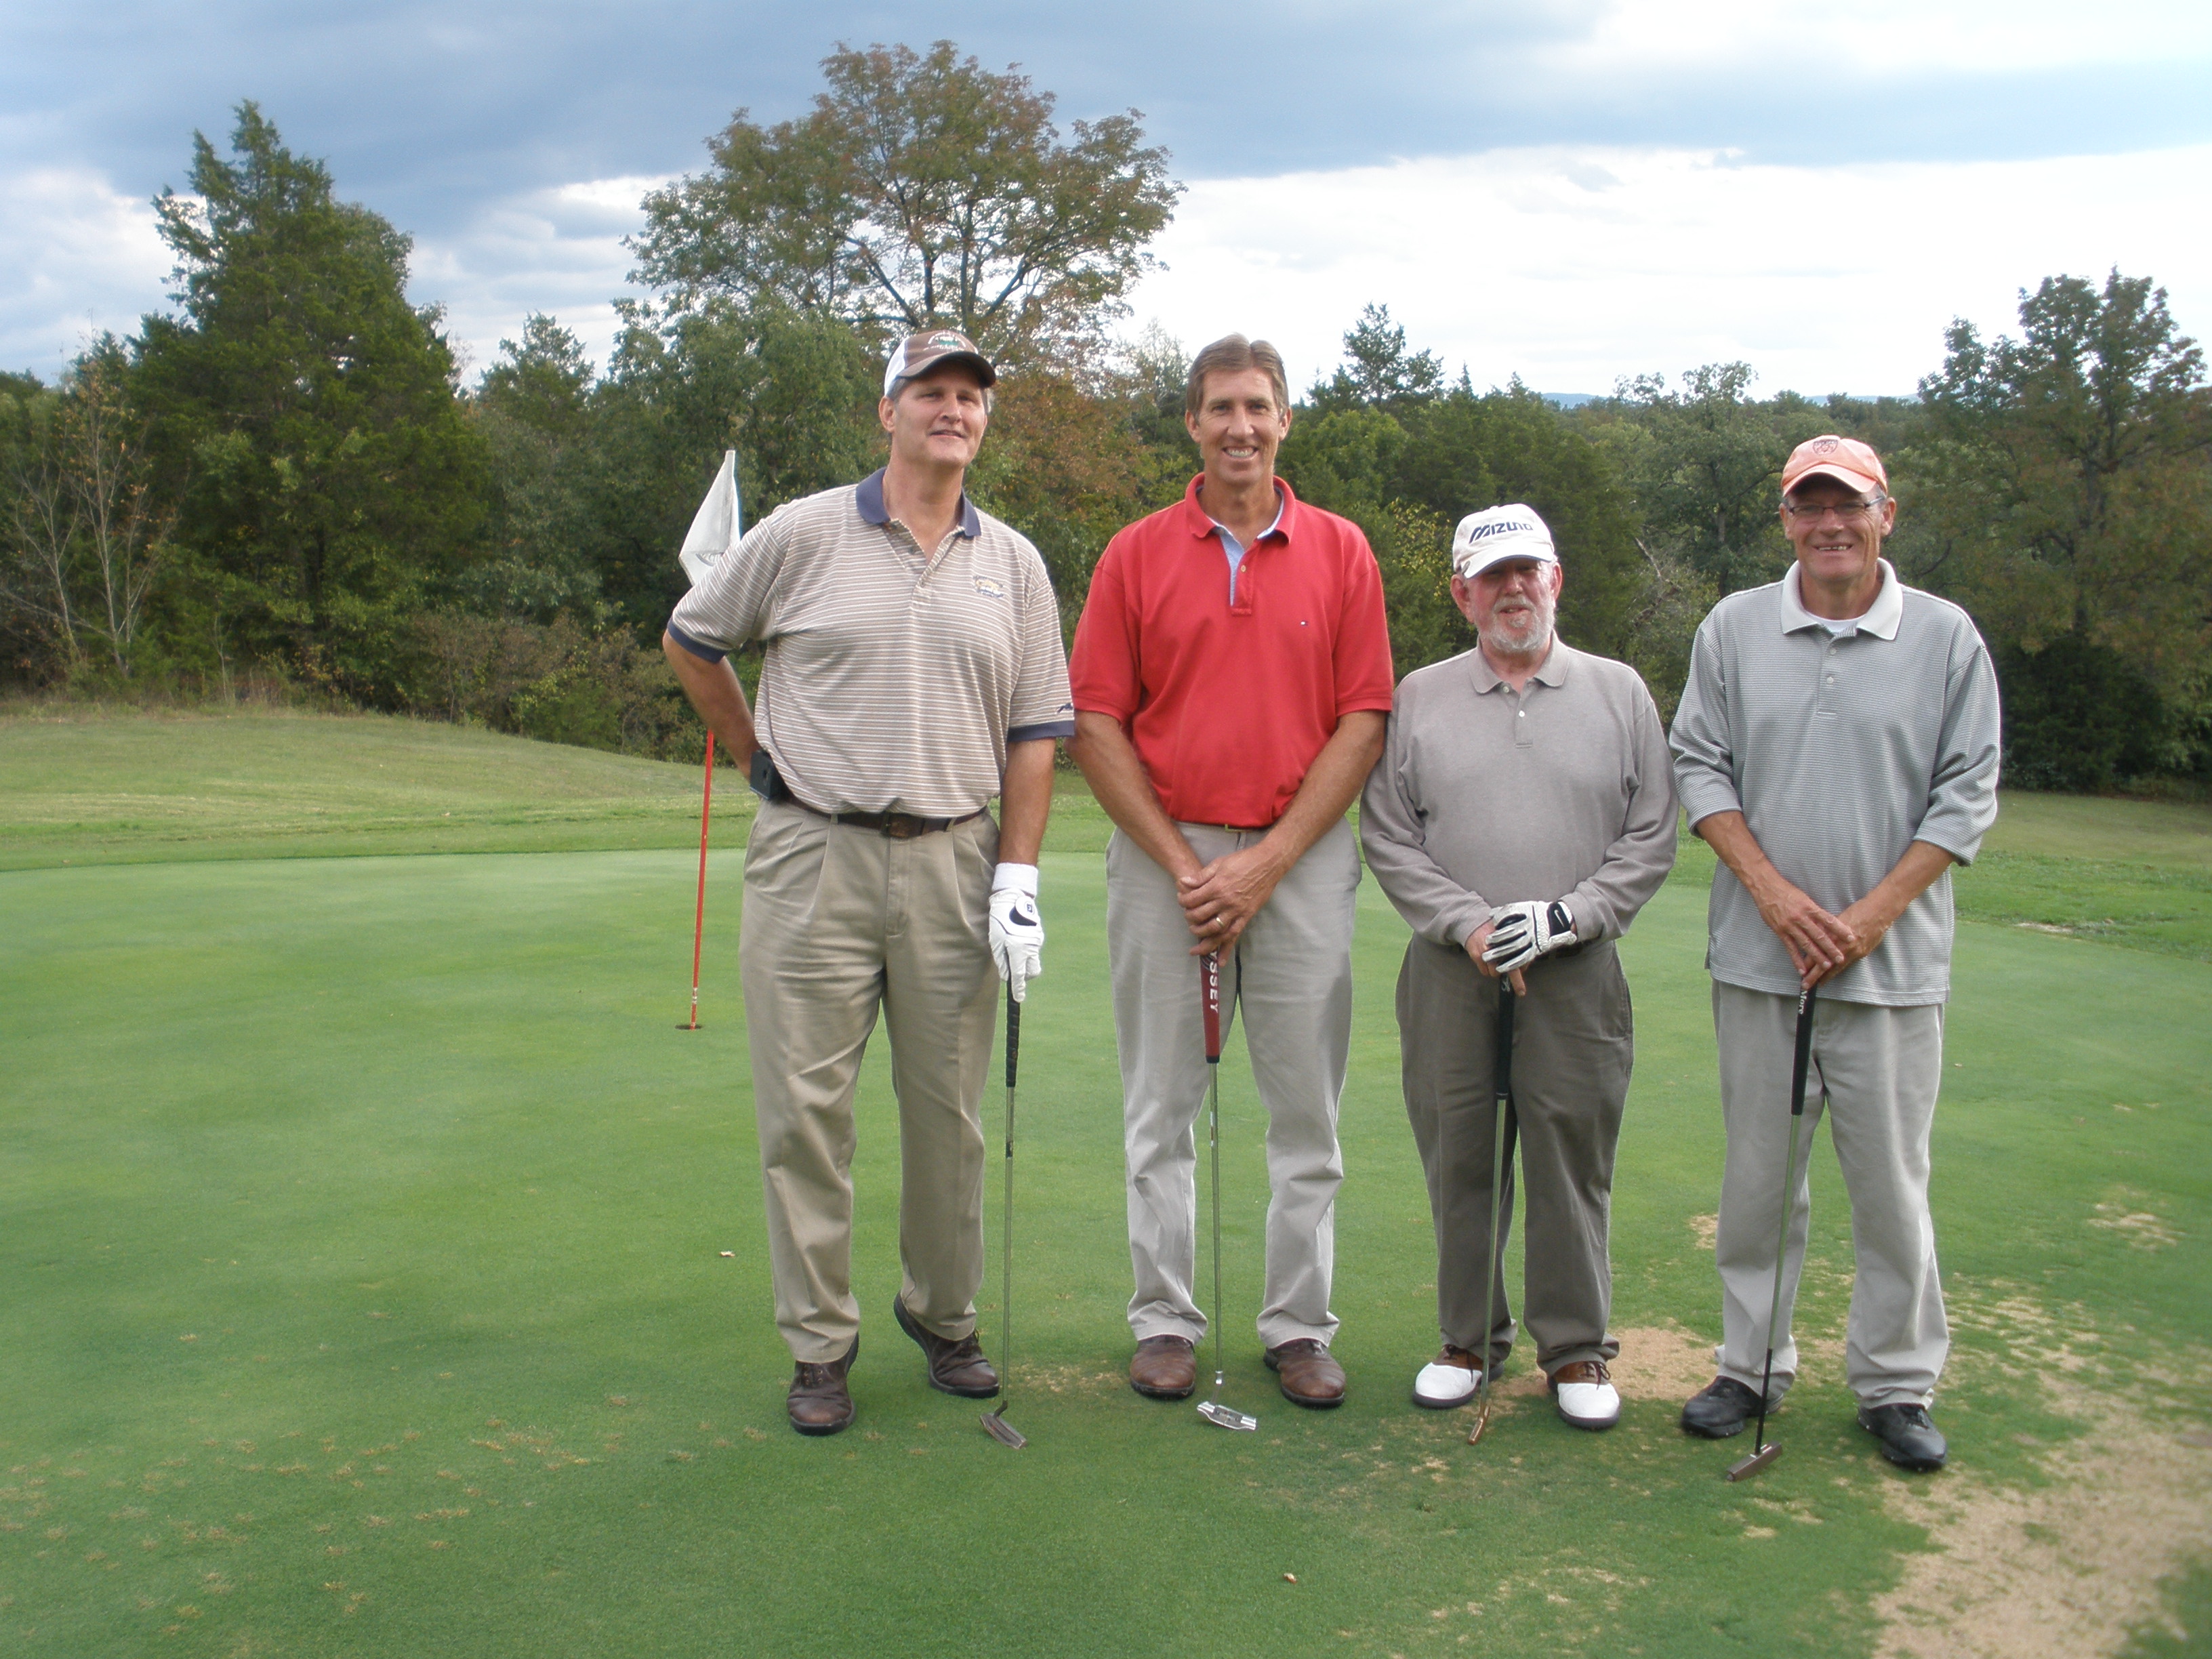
[1558,1410,1619,1432]
[1679,1415,1748,1439]
[893,1298,1000,1399]
[1130,1376,1196,1400]
[1412,1390,1477,1410]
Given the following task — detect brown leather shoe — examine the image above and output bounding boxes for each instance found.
[1128,1335,1197,1399]
[1265,1338,1346,1408]
[893,1296,999,1398]
[787,1338,857,1436]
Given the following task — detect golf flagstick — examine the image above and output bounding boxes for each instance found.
[674,450,739,1031]
[1196,950,1257,1432]
[1469,981,1517,1446]
[680,731,714,1030]
[982,985,1027,1448]
[1727,985,1818,1481]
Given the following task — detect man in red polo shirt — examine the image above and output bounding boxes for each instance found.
[1069,333,1394,1408]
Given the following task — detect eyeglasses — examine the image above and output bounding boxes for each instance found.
[1783,495,1887,523]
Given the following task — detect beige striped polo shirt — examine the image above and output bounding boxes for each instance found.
[667,469,1075,818]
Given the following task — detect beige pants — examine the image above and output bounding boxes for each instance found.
[1105,819,1359,1350]
[739,801,1000,1364]
[1712,981,1949,1408]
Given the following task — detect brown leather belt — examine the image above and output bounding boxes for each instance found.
[814,806,987,839]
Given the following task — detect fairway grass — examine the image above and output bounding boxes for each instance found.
[5,844,2209,1656]
[4,712,2210,1655]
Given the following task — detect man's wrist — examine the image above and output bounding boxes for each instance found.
[991,861,1039,897]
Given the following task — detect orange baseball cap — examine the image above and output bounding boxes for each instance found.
[1782,434,1887,497]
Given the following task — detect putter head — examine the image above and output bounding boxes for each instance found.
[1465,1403,1494,1446]
[980,1408,1026,1450]
[1197,1399,1258,1432]
[1724,1441,1780,1481]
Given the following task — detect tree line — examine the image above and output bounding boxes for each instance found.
[4,45,2208,792]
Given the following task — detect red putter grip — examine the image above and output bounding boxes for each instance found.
[1202,951,1222,1063]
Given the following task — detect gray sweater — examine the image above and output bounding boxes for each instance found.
[1361,640,1677,949]
[1669,562,2001,1006]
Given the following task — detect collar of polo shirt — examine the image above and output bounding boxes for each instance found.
[1780,557,1903,640]
[855,468,982,539]
[1467,638,1573,692]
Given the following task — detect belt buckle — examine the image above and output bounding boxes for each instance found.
[884,814,922,840]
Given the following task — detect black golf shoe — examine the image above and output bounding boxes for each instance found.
[1858,1403,1947,1471]
[1679,1375,1769,1439]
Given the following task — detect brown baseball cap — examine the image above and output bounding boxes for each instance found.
[883,329,996,397]
[1782,434,1887,497]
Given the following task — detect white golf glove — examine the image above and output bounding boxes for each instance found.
[988,863,1044,1002]
[1482,899,1576,974]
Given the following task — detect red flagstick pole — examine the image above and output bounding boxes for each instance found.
[684,731,714,1029]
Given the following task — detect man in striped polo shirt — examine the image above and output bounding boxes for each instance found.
[663,329,1075,1437]
[1671,435,2000,1471]
[1070,334,1395,1410]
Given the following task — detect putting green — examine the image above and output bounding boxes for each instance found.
[4,828,2208,1656]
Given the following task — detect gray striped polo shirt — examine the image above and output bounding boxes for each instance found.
[668,470,1076,818]
[1670,560,2001,1006]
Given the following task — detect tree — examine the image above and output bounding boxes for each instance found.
[1601,363,1801,596]
[469,314,604,620]
[1308,305,1444,415]
[1921,270,2212,689]
[0,344,174,681]
[632,41,1180,355]
[135,103,486,701]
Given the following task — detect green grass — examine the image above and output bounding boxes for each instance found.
[3,712,2209,1656]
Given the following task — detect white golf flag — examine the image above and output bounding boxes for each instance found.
[678,450,741,589]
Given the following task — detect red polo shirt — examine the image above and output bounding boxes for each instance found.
[1070,474,1395,827]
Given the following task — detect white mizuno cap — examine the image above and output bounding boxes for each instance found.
[1450,504,1557,578]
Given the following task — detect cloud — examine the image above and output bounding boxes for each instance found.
[1129,142,2212,398]
[412,176,671,379]
[2,3,2207,378]
[0,169,170,377]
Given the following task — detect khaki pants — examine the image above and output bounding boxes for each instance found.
[739,801,1000,1364]
[1711,981,1948,1408]
[1105,820,1359,1350]
[1396,935,1633,1375]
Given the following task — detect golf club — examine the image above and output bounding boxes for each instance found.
[1195,950,1258,1433]
[1726,985,1818,1481]
[679,731,714,1030]
[981,985,1027,1448]
[1469,980,1517,1446]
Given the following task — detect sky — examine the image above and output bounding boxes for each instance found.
[4,1,2208,398]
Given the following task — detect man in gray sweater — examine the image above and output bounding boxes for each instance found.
[1363,505,1676,1431]
[1670,435,2000,1471]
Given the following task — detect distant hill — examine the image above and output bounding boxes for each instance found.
[1539,392,1601,409]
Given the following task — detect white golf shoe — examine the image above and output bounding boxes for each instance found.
[1551,1359,1620,1430]
[1412,1345,1482,1409]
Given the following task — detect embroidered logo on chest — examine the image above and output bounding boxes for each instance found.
[972,575,1008,599]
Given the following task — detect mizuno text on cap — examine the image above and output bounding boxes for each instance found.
[1452,504,1557,579]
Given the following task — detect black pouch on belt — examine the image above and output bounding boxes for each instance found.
[749,747,792,803]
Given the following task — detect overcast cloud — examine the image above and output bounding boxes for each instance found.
[4,1,2207,390]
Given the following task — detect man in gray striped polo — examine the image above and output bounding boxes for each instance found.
[662,329,1075,1436]
[1671,434,2000,1471]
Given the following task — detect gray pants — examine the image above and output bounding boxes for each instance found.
[1712,981,1948,1408]
[1105,820,1359,1350]
[739,801,1000,1364]
[1397,935,1632,1376]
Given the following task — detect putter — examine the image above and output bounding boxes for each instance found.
[981,985,1027,1448]
[1727,985,1818,1481]
[1195,951,1258,1433]
[1468,981,1517,1446]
